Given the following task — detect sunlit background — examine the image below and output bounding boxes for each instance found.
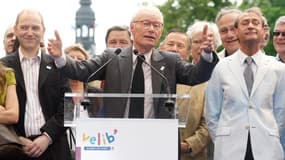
[0,0,168,57]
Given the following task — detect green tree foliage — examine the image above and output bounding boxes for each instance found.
[158,0,233,41]
[158,0,285,55]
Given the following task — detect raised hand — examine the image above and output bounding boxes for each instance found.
[200,25,214,53]
[47,30,63,58]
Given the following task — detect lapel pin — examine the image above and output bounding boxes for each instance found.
[160,66,165,71]
[46,66,52,70]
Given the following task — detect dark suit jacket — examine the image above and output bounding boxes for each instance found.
[1,51,71,160]
[60,46,218,118]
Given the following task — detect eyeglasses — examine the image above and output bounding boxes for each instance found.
[133,20,163,30]
[192,39,203,45]
[273,31,285,37]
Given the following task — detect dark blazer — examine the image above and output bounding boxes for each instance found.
[60,46,218,118]
[1,51,71,160]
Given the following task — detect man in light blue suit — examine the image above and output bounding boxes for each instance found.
[206,8,285,160]
[273,15,285,158]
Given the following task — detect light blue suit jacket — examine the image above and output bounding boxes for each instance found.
[206,50,285,160]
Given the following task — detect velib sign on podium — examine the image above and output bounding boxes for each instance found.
[64,93,191,160]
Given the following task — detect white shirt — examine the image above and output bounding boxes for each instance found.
[237,49,262,78]
[19,48,46,136]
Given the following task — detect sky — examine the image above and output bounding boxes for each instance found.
[0,0,167,58]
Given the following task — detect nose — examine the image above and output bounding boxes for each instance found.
[26,28,35,35]
[247,22,254,28]
[247,21,257,29]
[278,34,285,39]
[170,45,178,53]
[12,35,16,41]
[147,24,156,32]
[227,29,236,37]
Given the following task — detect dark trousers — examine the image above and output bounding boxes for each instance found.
[245,132,254,160]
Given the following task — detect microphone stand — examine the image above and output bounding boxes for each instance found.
[80,48,122,110]
[134,49,175,115]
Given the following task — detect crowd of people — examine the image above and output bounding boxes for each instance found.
[0,4,284,160]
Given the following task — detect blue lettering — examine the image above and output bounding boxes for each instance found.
[89,136,96,144]
[105,133,115,143]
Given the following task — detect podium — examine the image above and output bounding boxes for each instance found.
[64,93,191,160]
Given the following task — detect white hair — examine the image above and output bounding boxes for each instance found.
[130,6,164,23]
[186,20,221,49]
[274,16,285,30]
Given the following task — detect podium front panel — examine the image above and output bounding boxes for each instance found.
[76,118,178,160]
[64,93,190,160]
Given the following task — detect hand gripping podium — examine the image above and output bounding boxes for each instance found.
[64,93,191,160]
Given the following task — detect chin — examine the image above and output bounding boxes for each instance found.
[144,43,155,49]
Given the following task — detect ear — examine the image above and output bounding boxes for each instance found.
[13,25,17,33]
[130,22,135,32]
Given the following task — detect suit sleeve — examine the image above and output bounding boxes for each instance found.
[205,64,223,141]
[273,63,285,153]
[60,49,114,82]
[176,52,218,86]
[184,109,211,156]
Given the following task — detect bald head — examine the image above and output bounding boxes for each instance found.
[15,9,45,29]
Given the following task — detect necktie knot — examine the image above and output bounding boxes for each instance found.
[245,57,253,65]
[137,55,145,65]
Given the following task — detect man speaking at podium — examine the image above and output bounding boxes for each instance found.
[48,6,218,119]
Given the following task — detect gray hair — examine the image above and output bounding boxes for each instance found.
[130,6,164,23]
[234,7,264,28]
[3,24,14,39]
[274,16,285,30]
[215,8,242,24]
[186,20,221,49]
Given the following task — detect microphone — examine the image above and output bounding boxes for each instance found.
[81,48,122,109]
[133,49,175,114]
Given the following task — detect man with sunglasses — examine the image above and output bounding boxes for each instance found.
[273,15,285,156]
[273,16,285,62]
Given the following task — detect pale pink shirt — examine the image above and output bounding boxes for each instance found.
[124,49,154,118]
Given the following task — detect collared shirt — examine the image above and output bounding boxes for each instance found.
[275,53,285,63]
[19,48,46,136]
[124,49,154,118]
[237,49,263,78]
[217,48,228,59]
